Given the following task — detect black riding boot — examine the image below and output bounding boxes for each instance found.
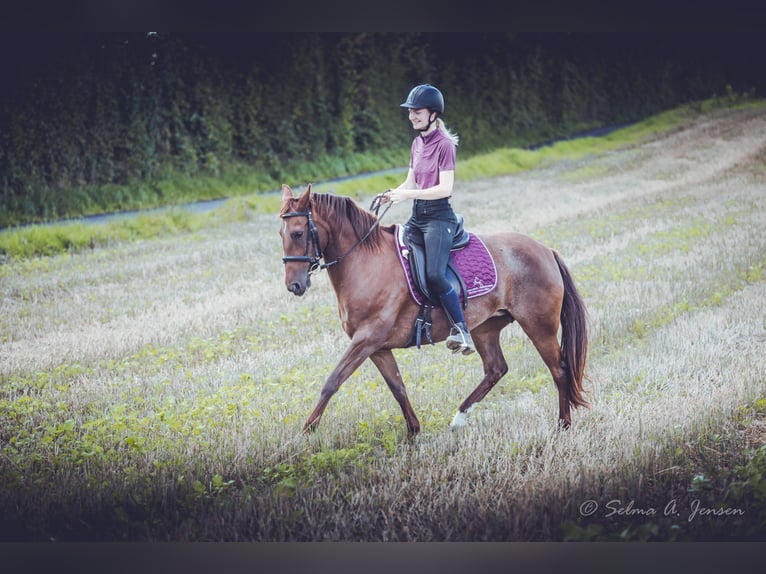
[439,288,475,355]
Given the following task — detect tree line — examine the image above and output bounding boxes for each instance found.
[0,32,761,226]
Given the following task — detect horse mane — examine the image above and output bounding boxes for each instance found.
[312,193,392,252]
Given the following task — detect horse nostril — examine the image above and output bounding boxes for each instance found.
[288,282,305,296]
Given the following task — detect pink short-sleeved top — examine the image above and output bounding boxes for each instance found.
[410,128,456,191]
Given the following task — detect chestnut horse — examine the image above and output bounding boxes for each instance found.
[279,184,588,435]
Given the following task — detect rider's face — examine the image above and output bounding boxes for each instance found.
[408,108,434,131]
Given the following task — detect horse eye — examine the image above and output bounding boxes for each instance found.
[291,231,304,240]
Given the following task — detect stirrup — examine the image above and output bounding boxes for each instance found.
[446,325,475,355]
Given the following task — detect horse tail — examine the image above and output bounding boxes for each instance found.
[553,250,590,409]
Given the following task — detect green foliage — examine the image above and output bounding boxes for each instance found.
[2,33,762,228]
[727,445,766,537]
[3,96,764,262]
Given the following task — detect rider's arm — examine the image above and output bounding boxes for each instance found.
[385,169,454,204]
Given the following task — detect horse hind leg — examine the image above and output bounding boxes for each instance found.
[522,319,572,429]
[370,350,421,436]
[450,317,510,430]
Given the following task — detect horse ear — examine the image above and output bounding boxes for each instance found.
[281,184,294,202]
[296,183,312,211]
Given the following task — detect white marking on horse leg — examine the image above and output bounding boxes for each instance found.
[450,404,475,430]
[450,411,468,429]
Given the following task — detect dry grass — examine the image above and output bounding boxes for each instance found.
[1,105,766,541]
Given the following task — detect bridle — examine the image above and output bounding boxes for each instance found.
[280,207,324,275]
[281,196,391,276]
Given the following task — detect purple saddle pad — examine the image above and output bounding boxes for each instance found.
[394,224,498,306]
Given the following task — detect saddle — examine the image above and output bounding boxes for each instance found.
[402,215,471,308]
[394,216,497,349]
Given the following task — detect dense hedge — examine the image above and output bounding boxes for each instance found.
[0,32,761,226]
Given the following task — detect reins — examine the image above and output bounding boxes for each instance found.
[281,194,392,274]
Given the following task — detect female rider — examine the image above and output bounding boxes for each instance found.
[382,84,475,355]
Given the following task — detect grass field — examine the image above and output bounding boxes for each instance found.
[1,103,766,541]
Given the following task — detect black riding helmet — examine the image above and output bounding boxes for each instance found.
[400,84,445,114]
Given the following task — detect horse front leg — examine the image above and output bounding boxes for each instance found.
[303,334,382,434]
[369,349,421,436]
[450,318,509,430]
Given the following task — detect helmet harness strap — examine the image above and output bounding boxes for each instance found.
[420,110,438,133]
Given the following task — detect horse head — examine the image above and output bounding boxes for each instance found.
[279,183,321,296]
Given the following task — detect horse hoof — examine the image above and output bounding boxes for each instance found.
[450,404,477,430]
[450,410,469,430]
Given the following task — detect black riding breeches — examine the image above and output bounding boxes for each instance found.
[406,198,457,296]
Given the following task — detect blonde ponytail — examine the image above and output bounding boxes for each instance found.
[437,118,459,146]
